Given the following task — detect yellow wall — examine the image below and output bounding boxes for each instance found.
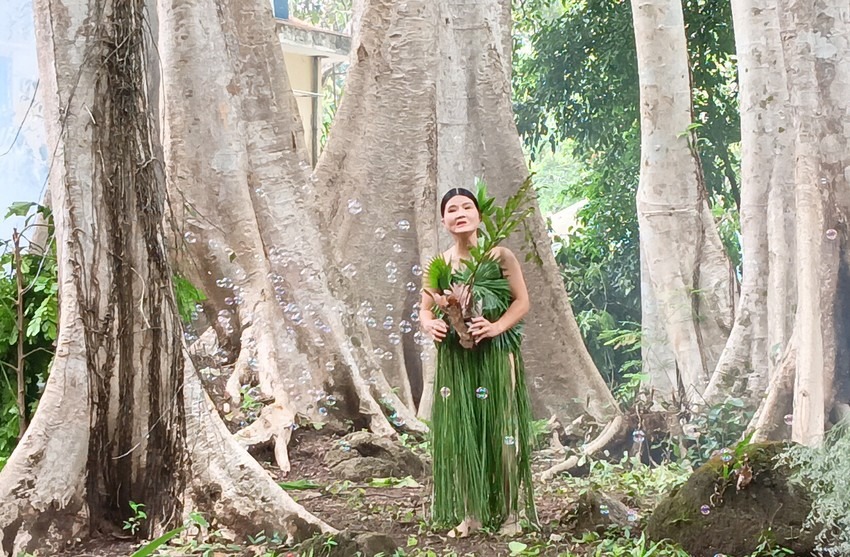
[283,52,318,164]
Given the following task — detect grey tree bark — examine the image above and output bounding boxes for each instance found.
[314,0,621,424]
[159,0,427,474]
[703,0,795,403]
[631,0,735,405]
[745,0,850,445]
[0,0,330,552]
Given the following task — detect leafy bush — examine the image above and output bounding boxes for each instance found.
[778,421,850,555]
[0,203,57,469]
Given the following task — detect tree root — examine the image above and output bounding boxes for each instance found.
[748,334,796,442]
[539,415,627,481]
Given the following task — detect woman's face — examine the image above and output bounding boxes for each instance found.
[442,195,480,235]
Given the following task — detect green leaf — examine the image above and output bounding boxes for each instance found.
[130,526,185,557]
[508,541,528,555]
[368,476,420,488]
[4,202,36,219]
[278,479,322,490]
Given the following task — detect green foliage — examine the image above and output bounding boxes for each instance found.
[678,397,755,467]
[513,0,742,390]
[123,501,148,535]
[778,421,850,555]
[289,0,352,33]
[172,272,206,324]
[571,531,690,557]
[565,452,690,505]
[0,204,57,470]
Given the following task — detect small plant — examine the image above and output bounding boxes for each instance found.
[123,501,147,535]
[778,420,850,555]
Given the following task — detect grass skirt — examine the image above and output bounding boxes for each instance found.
[430,334,538,530]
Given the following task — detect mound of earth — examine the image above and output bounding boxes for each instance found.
[646,442,817,556]
[323,430,425,481]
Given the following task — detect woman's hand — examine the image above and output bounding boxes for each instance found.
[422,318,448,342]
[469,316,503,343]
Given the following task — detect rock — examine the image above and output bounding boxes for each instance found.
[296,530,398,557]
[324,431,424,481]
[561,491,637,533]
[646,442,817,557]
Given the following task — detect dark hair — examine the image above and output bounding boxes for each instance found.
[440,188,480,216]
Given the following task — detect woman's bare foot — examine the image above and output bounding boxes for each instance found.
[498,516,522,537]
[447,517,480,538]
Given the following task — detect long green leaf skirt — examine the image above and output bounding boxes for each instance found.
[431,335,538,529]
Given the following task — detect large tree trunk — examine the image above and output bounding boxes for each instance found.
[748,0,850,445]
[159,0,427,474]
[631,0,735,405]
[313,0,621,424]
[0,0,329,552]
[703,0,795,403]
[777,0,850,446]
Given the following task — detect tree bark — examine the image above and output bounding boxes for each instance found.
[159,0,426,473]
[777,0,850,446]
[703,0,795,403]
[0,0,329,552]
[314,0,621,423]
[631,0,735,405]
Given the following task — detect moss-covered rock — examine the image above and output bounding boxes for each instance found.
[646,442,817,556]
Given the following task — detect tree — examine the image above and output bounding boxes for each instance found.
[314,0,621,424]
[748,0,850,446]
[512,0,741,394]
[158,0,428,477]
[0,0,331,552]
[630,0,735,404]
[702,0,795,402]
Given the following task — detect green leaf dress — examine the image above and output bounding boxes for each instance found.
[428,257,538,530]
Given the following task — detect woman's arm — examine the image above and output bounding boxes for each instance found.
[469,247,530,342]
[419,287,448,341]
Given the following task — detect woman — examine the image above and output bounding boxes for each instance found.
[420,187,538,537]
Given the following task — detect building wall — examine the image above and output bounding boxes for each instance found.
[283,51,318,164]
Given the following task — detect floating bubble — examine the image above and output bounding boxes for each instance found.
[383,316,394,330]
[318,407,328,416]
[388,333,401,345]
[339,440,351,452]
[184,231,197,244]
[784,414,793,425]
[326,395,337,407]
[405,281,418,292]
[288,422,299,431]
[826,228,838,240]
[700,504,711,515]
[627,509,638,522]
[632,429,646,444]
[399,320,413,333]
[375,226,387,240]
[248,357,258,370]
[411,264,423,276]
[255,187,266,197]
[386,304,395,312]
[224,297,235,306]
[504,436,516,446]
[366,317,377,328]
[440,386,451,399]
[397,219,411,231]
[599,504,609,516]
[720,448,733,463]
[391,243,402,254]
[410,311,419,322]
[325,361,335,372]
[347,199,363,215]
[475,387,489,399]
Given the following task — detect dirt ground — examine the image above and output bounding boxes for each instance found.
[53,428,620,557]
